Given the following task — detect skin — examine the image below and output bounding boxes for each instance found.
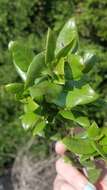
[54,141,107,190]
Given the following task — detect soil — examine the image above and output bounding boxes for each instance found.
[0,154,57,190]
[12,153,57,190]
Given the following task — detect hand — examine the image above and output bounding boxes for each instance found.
[54,142,107,190]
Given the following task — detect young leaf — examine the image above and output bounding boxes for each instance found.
[45,83,63,103]
[83,52,96,73]
[29,81,49,102]
[68,54,84,79]
[25,52,45,88]
[59,110,90,128]
[20,112,40,130]
[30,81,62,103]
[9,41,34,72]
[56,39,75,62]
[24,97,39,112]
[33,121,46,136]
[5,83,24,94]
[45,28,56,67]
[14,64,27,81]
[54,58,65,84]
[66,84,99,108]
[55,18,77,55]
[88,121,101,139]
[62,137,95,155]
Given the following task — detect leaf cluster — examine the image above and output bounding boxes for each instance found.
[6,18,107,182]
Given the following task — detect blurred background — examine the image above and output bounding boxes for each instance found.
[0,0,107,177]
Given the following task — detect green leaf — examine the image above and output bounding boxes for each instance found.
[102,146,107,154]
[59,110,90,128]
[33,121,46,136]
[91,141,106,159]
[29,81,49,102]
[45,28,56,67]
[25,52,45,88]
[88,167,101,183]
[9,41,34,72]
[52,92,67,107]
[66,84,99,108]
[102,127,107,136]
[45,83,63,103]
[83,52,96,73]
[5,83,24,94]
[21,112,40,130]
[24,97,39,112]
[55,18,78,55]
[14,64,27,81]
[68,54,84,79]
[64,61,73,81]
[99,137,107,146]
[56,39,75,62]
[81,160,101,183]
[30,81,62,104]
[54,58,65,84]
[88,121,101,139]
[62,137,95,154]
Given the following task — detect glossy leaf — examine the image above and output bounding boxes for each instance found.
[64,61,73,81]
[66,84,99,108]
[45,83,63,103]
[30,81,62,103]
[83,52,96,73]
[59,110,90,128]
[56,39,75,62]
[54,58,65,84]
[25,52,45,88]
[88,121,101,139]
[21,112,39,130]
[68,54,84,79]
[24,97,39,112]
[91,141,106,159]
[33,121,46,136]
[5,83,24,94]
[52,92,67,107]
[9,41,34,72]
[62,137,95,154]
[29,81,49,102]
[45,28,56,67]
[55,18,77,55]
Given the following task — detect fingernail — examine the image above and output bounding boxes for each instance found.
[84,183,97,190]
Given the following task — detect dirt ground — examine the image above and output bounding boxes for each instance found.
[0,154,57,190]
[12,153,57,190]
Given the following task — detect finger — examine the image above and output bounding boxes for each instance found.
[55,141,66,155]
[54,174,75,190]
[56,158,96,190]
[61,183,75,190]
